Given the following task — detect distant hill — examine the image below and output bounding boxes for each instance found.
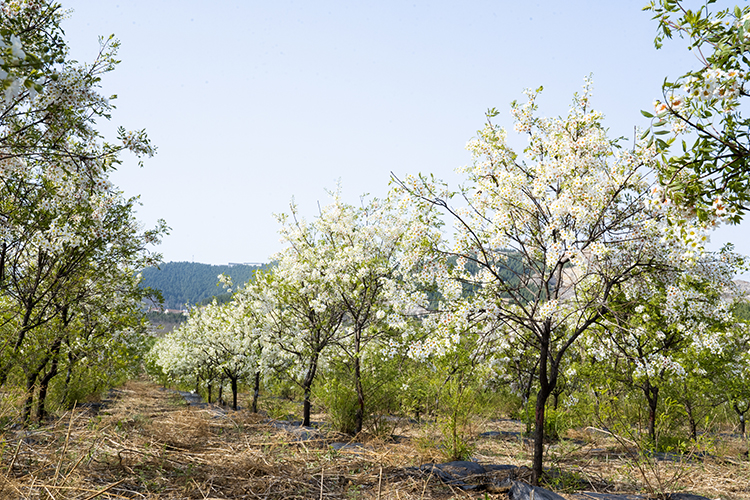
[140,261,271,309]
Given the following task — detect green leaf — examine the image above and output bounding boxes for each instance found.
[641,110,655,118]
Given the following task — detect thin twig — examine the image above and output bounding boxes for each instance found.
[58,450,87,488]
[61,437,101,488]
[7,437,22,473]
[191,478,208,499]
[319,464,324,500]
[377,466,383,500]
[43,485,58,500]
[82,478,127,500]
[419,472,432,500]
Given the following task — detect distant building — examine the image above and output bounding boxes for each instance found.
[164,308,189,316]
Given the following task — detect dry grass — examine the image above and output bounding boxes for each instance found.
[0,381,747,499]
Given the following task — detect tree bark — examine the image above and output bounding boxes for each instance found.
[61,350,76,406]
[230,376,238,411]
[0,241,6,292]
[22,369,39,424]
[532,385,552,485]
[36,364,57,421]
[734,402,748,437]
[684,397,697,442]
[35,338,63,421]
[302,355,318,427]
[643,382,659,446]
[741,414,746,438]
[353,330,365,434]
[251,371,260,413]
[531,327,558,486]
[22,347,58,424]
[302,385,312,427]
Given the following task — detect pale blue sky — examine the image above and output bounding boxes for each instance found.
[60,1,748,267]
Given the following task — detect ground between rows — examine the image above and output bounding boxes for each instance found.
[0,380,747,499]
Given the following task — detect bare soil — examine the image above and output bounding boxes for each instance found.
[0,380,748,499]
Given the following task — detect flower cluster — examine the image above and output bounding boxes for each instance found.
[683,68,746,106]
[633,353,687,379]
[536,300,558,320]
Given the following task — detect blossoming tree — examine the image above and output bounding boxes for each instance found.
[0,0,164,422]
[716,315,750,437]
[585,251,743,443]
[391,80,705,484]
[250,234,348,427]
[250,192,422,429]
[152,297,260,410]
[303,193,419,433]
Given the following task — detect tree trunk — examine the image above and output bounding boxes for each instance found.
[302,356,318,427]
[741,414,746,438]
[22,349,57,424]
[251,371,260,413]
[36,366,57,421]
[61,350,75,406]
[531,329,557,486]
[35,339,63,421]
[230,376,238,411]
[684,399,697,442]
[22,370,38,424]
[0,311,35,387]
[303,385,312,427]
[734,402,748,437]
[353,330,365,434]
[643,382,659,446]
[0,241,6,291]
[532,385,553,485]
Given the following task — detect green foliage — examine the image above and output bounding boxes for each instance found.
[439,418,475,462]
[437,396,477,462]
[358,356,410,437]
[261,396,302,421]
[430,345,484,461]
[540,468,588,494]
[645,0,750,220]
[543,407,571,443]
[317,372,360,434]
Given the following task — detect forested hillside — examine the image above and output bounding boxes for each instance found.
[141,261,270,309]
